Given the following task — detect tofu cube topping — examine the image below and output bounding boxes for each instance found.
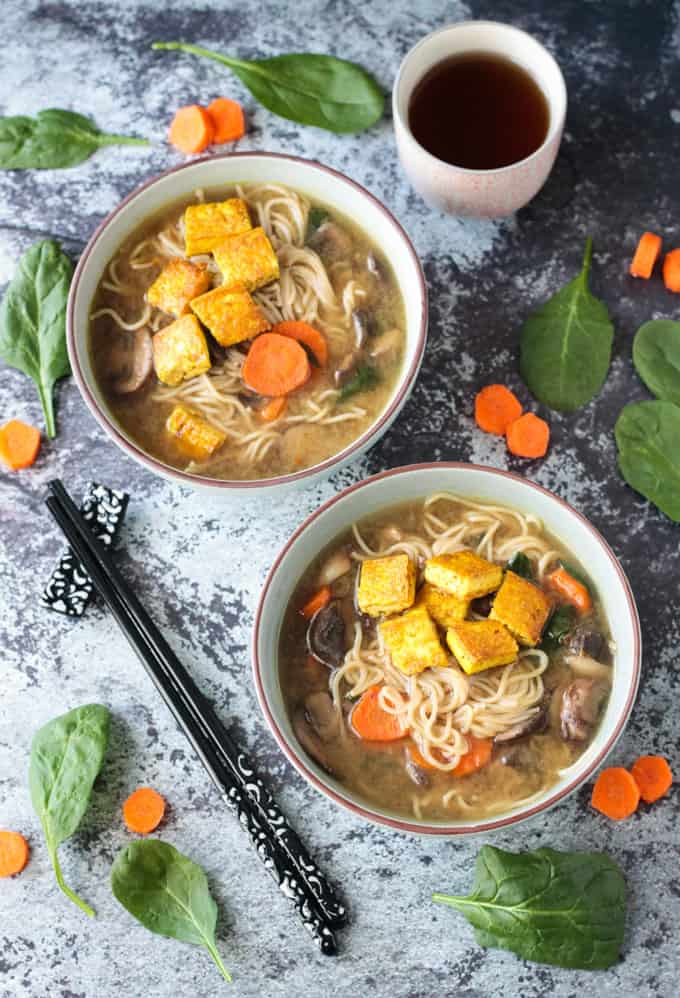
[146,258,211,317]
[356,554,416,617]
[445,619,518,675]
[183,199,252,257]
[417,582,470,628]
[190,284,270,348]
[490,570,552,646]
[213,227,280,292]
[379,605,449,676]
[424,550,503,599]
[152,315,211,386]
[166,405,226,462]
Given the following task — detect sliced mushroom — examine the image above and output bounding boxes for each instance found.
[470,594,494,618]
[405,759,430,788]
[292,705,334,775]
[109,327,153,394]
[318,549,352,587]
[351,309,373,348]
[560,678,607,741]
[564,653,612,681]
[306,600,347,668]
[495,701,549,743]
[304,691,340,741]
[566,628,607,662]
[369,327,401,364]
[334,350,361,387]
[309,221,352,260]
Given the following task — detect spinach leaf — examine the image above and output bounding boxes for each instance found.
[29,704,110,917]
[152,43,384,134]
[520,238,614,411]
[615,400,680,521]
[632,319,680,405]
[0,109,149,170]
[433,845,626,970]
[541,604,576,649]
[111,840,231,982]
[338,363,379,401]
[506,552,533,580]
[307,206,329,241]
[0,240,73,438]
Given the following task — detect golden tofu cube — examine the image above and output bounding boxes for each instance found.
[417,582,470,628]
[424,550,503,599]
[446,620,518,675]
[213,227,280,292]
[190,284,270,347]
[356,554,416,617]
[166,405,226,462]
[490,571,552,646]
[152,315,211,386]
[379,606,449,676]
[184,199,252,257]
[146,258,211,317]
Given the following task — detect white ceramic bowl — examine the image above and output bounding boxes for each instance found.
[253,463,641,836]
[67,153,427,495]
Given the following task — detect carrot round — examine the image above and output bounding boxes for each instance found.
[0,419,41,470]
[123,787,166,835]
[591,767,640,820]
[300,585,332,620]
[259,396,287,422]
[548,566,592,614]
[272,321,328,368]
[452,734,493,777]
[630,755,672,803]
[242,332,311,396]
[506,412,550,458]
[351,685,406,742]
[0,831,30,878]
[206,98,246,144]
[629,231,662,279]
[168,105,215,154]
[474,385,523,435]
[662,249,680,292]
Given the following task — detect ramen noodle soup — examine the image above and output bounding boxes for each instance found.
[279,493,614,821]
[89,184,406,480]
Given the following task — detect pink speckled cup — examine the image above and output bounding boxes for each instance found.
[393,21,567,218]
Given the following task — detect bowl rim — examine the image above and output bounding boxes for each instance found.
[66,151,428,490]
[252,461,642,836]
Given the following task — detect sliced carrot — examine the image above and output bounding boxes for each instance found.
[242,332,311,396]
[259,396,287,422]
[0,420,41,470]
[271,321,328,368]
[591,767,640,820]
[663,249,680,292]
[474,385,523,435]
[123,787,166,835]
[452,734,493,777]
[630,755,672,804]
[206,98,246,144]
[506,412,550,458]
[0,831,30,877]
[300,585,332,620]
[629,231,662,279]
[351,685,407,742]
[547,566,592,614]
[168,105,215,155]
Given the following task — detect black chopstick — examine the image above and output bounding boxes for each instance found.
[45,481,346,953]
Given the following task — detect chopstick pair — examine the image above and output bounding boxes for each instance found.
[45,480,346,955]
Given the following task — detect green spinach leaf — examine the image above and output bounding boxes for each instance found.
[0,109,149,170]
[152,43,384,134]
[29,704,110,917]
[506,552,533,580]
[615,400,680,521]
[632,319,680,405]
[338,363,379,401]
[433,845,626,970]
[0,240,73,438]
[541,604,576,649]
[520,238,614,411]
[111,840,231,981]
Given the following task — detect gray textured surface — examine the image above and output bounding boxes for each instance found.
[1,1,679,996]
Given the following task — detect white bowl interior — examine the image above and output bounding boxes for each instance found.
[255,465,640,832]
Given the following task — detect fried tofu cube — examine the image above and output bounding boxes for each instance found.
[146,258,212,317]
[379,606,449,676]
[190,284,270,347]
[184,199,252,257]
[417,582,470,628]
[152,315,211,386]
[356,554,416,617]
[446,620,518,675]
[166,405,226,462]
[213,227,280,292]
[424,550,503,599]
[490,570,552,646]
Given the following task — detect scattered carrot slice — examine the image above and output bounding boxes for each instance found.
[629,232,662,279]
[300,585,332,620]
[662,249,680,292]
[242,332,311,396]
[452,735,493,777]
[351,685,406,742]
[123,787,166,835]
[0,831,30,877]
[547,566,592,614]
[0,420,41,470]
[168,105,215,154]
[506,412,550,458]
[591,767,640,820]
[474,385,523,435]
[272,321,328,368]
[206,98,246,144]
[630,755,672,804]
[259,396,287,422]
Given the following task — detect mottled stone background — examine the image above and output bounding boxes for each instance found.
[1,1,679,996]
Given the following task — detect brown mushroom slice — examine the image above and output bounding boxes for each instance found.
[495,700,549,743]
[560,678,607,741]
[564,653,612,681]
[304,691,340,742]
[333,350,361,387]
[351,309,373,348]
[318,549,352,587]
[306,600,347,668]
[292,706,334,775]
[109,327,153,394]
[369,327,402,366]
